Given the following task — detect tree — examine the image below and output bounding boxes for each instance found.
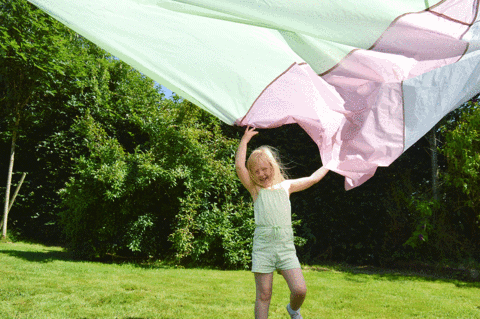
[441,102,480,251]
[0,0,72,238]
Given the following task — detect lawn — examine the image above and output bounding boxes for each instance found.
[1,242,479,318]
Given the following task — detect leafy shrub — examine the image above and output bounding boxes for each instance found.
[59,101,260,269]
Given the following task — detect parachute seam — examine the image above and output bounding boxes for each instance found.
[456,0,480,63]
[427,10,473,26]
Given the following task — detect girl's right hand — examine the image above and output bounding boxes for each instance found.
[242,126,258,142]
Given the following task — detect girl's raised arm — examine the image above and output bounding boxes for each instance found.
[235,127,258,195]
[286,166,329,194]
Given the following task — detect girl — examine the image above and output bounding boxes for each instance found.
[235,127,329,319]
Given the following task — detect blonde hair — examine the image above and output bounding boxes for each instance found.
[246,146,288,187]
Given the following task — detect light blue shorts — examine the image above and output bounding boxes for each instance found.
[251,225,301,273]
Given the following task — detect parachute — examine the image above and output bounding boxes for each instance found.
[28,0,480,189]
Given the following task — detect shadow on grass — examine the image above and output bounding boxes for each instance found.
[0,244,74,263]
[304,264,480,288]
[0,242,175,269]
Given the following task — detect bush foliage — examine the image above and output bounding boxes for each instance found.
[59,101,257,269]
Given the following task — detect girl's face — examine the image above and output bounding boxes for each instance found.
[252,159,273,188]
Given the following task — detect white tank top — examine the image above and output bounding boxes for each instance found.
[253,182,291,226]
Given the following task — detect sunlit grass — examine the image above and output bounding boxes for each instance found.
[1,242,479,318]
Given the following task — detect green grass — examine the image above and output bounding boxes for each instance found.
[1,242,479,318]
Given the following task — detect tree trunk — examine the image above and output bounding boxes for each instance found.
[0,172,26,231]
[2,119,19,239]
[8,172,27,213]
[428,127,439,201]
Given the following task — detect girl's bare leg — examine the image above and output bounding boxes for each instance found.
[254,272,274,319]
[281,268,307,311]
